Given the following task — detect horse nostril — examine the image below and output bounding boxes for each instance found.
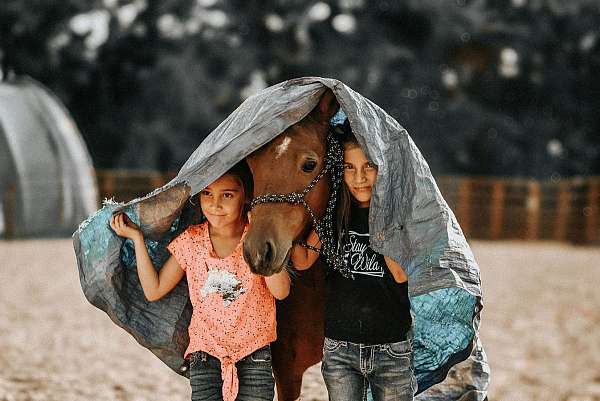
[243,239,277,272]
[264,240,274,265]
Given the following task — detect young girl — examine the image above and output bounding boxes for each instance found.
[291,128,416,401]
[110,162,290,401]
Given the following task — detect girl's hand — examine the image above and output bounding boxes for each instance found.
[110,213,142,241]
[264,269,291,300]
[383,256,408,284]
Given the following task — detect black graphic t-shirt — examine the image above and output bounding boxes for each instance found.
[325,205,412,344]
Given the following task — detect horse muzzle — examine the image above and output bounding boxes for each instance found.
[242,236,291,276]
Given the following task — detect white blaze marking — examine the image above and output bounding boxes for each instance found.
[274,136,292,159]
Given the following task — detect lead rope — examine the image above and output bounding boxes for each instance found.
[249,132,351,277]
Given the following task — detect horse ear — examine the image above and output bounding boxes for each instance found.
[311,89,339,124]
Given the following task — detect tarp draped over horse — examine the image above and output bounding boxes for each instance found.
[73,77,489,399]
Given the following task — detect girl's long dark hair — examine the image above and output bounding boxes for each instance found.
[334,120,361,253]
[226,160,254,216]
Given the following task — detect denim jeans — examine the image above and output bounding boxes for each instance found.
[188,345,275,401]
[321,336,417,401]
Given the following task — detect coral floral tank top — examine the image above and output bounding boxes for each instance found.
[167,222,276,401]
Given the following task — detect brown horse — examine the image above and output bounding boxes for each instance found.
[243,90,339,401]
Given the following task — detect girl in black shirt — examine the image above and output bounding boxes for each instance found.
[292,127,416,401]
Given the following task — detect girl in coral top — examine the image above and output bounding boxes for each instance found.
[110,161,290,401]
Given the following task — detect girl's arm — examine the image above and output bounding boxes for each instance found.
[264,270,291,300]
[290,229,321,270]
[110,213,185,301]
[383,256,408,284]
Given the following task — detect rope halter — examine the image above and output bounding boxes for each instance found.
[249,132,351,277]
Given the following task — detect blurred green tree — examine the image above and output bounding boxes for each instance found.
[1,0,598,177]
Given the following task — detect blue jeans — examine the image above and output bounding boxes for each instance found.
[188,345,274,401]
[321,337,417,401]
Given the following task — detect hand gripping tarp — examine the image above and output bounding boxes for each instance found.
[73,77,489,398]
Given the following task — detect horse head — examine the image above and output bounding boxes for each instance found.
[243,90,339,276]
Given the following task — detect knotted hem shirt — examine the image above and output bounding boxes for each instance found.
[168,222,276,401]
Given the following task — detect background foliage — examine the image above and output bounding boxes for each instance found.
[2,0,599,177]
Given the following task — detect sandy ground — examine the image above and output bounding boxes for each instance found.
[0,240,599,401]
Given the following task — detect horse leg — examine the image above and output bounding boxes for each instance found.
[272,334,324,401]
[272,261,326,401]
[272,353,304,401]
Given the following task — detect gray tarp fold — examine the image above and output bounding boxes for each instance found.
[73,77,489,399]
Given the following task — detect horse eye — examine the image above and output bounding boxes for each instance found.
[302,160,317,173]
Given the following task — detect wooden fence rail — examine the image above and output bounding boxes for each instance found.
[2,170,599,244]
[96,171,600,245]
[95,169,177,205]
[436,176,600,244]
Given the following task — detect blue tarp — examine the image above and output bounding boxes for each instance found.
[73,77,489,399]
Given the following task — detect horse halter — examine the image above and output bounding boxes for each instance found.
[249,132,351,277]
